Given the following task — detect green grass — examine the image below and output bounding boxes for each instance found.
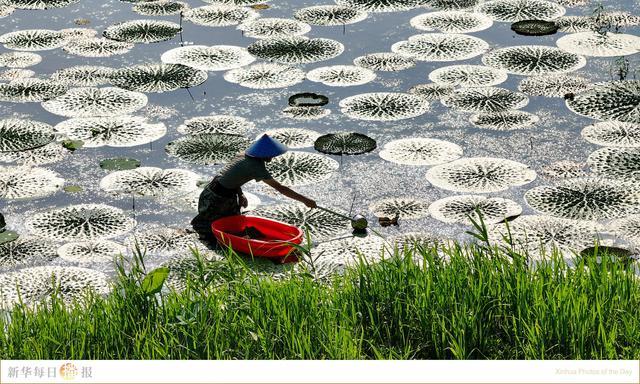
[0,240,639,359]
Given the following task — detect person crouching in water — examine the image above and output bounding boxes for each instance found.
[190,134,317,242]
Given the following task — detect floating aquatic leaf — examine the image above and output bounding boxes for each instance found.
[565,81,640,124]
[314,132,376,155]
[442,87,529,113]
[99,158,141,171]
[238,18,311,39]
[369,197,430,219]
[307,65,376,87]
[429,65,507,88]
[0,78,67,102]
[132,0,188,16]
[126,227,201,253]
[42,87,148,118]
[379,137,463,165]
[0,119,54,152]
[183,4,258,27]
[426,157,536,193]
[224,63,305,89]
[110,64,207,93]
[0,52,41,68]
[55,116,165,148]
[334,0,422,12]
[288,93,328,107]
[0,236,56,270]
[553,15,595,33]
[0,29,65,51]
[0,142,67,165]
[518,74,590,97]
[247,36,343,64]
[311,236,386,276]
[410,11,493,33]
[340,92,429,121]
[429,195,522,224]
[282,106,330,120]
[0,69,34,81]
[103,19,181,43]
[57,240,125,263]
[0,231,19,245]
[160,45,255,71]
[482,45,586,76]
[159,252,225,291]
[353,52,415,72]
[61,139,83,151]
[510,19,558,36]
[611,215,640,245]
[0,266,109,308]
[165,133,250,165]
[100,166,199,197]
[581,121,640,148]
[252,203,351,241]
[525,177,640,220]
[540,160,588,181]
[50,65,114,87]
[3,0,79,9]
[476,0,565,22]
[0,166,63,200]
[556,32,640,57]
[469,110,539,130]
[391,33,489,62]
[178,115,254,135]
[260,128,320,148]
[408,83,454,101]
[489,215,604,256]
[266,151,339,186]
[63,38,134,57]
[25,204,136,241]
[0,5,14,18]
[427,0,482,10]
[202,0,269,5]
[60,28,97,41]
[294,5,367,26]
[587,147,640,179]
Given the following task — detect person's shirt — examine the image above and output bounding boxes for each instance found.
[216,154,273,189]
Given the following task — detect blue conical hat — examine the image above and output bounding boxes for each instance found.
[245,134,288,158]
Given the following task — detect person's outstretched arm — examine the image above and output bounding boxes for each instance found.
[263,178,317,208]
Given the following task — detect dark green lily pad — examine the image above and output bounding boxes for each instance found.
[63,185,83,193]
[314,132,376,155]
[99,158,141,171]
[288,92,329,107]
[580,246,635,265]
[62,139,83,151]
[511,20,558,36]
[0,230,19,245]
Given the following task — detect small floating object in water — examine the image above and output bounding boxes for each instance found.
[63,185,83,193]
[378,216,398,227]
[250,4,270,10]
[74,18,90,26]
[99,157,141,171]
[288,92,329,107]
[314,132,376,155]
[510,20,558,36]
[61,139,83,152]
[0,230,19,245]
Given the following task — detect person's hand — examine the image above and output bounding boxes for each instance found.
[304,198,317,209]
[239,194,248,208]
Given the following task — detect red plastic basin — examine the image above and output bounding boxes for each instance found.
[211,215,303,258]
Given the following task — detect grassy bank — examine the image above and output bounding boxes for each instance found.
[1,242,639,359]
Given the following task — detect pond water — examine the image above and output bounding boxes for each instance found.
[1,0,640,301]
